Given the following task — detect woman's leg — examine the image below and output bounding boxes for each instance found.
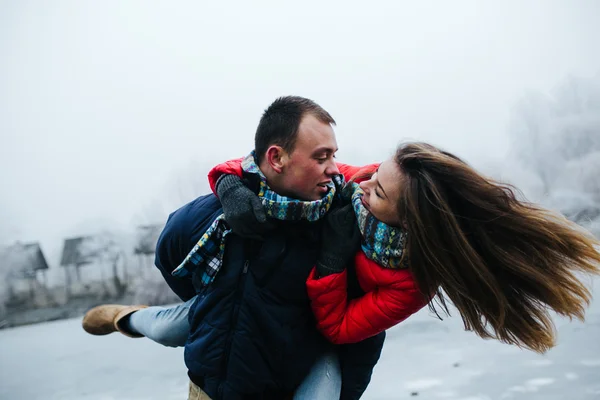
[121,296,196,348]
[293,350,342,400]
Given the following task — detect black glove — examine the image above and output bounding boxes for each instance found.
[317,203,361,277]
[216,174,275,239]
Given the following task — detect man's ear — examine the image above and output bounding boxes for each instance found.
[265,145,288,174]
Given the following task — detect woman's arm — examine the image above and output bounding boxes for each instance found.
[306,252,428,344]
[207,157,244,194]
[206,158,379,195]
[336,163,379,182]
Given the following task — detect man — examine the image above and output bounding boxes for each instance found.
[83,96,384,399]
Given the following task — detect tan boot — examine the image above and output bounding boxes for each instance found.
[82,304,148,338]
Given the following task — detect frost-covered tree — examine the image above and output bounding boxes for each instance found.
[508,74,600,233]
[509,74,600,194]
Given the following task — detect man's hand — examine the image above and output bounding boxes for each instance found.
[216,174,275,239]
[317,204,361,277]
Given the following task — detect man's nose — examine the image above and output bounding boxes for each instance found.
[325,160,340,176]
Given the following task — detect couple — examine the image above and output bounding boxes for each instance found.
[83,96,600,400]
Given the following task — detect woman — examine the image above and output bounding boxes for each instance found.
[83,142,600,396]
[207,141,600,352]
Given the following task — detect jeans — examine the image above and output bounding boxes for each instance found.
[293,350,342,400]
[124,297,195,347]
[125,296,342,399]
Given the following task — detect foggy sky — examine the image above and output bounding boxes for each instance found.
[2,0,600,265]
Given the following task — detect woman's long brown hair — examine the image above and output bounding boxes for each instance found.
[394,142,600,353]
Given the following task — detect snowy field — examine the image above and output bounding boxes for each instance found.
[2,282,599,400]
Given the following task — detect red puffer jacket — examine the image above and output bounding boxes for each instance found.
[208,160,428,344]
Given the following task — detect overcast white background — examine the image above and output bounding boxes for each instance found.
[2,1,600,265]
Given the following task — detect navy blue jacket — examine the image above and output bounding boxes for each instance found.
[155,194,384,400]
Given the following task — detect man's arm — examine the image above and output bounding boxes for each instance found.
[154,216,196,301]
[154,194,224,301]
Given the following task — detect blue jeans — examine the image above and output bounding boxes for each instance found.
[125,296,342,399]
[293,350,341,400]
[124,297,195,347]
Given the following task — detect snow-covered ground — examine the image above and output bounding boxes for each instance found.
[1,281,599,400]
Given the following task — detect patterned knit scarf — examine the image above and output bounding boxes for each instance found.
[342,182,408,269]
[171,151,336,285]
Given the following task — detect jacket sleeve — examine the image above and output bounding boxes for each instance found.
[336,162,379,182]
[207,157,244,194]
[154,212,197,301]
[306,252,428,344]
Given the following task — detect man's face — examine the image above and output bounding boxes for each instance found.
[279,114,340,201]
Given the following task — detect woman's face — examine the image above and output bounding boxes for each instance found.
[358,158,403,227]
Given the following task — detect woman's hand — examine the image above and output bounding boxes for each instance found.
[216,174,275,239]
[317,204,361,277]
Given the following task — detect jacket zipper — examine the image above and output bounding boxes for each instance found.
[217,260,250,399]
